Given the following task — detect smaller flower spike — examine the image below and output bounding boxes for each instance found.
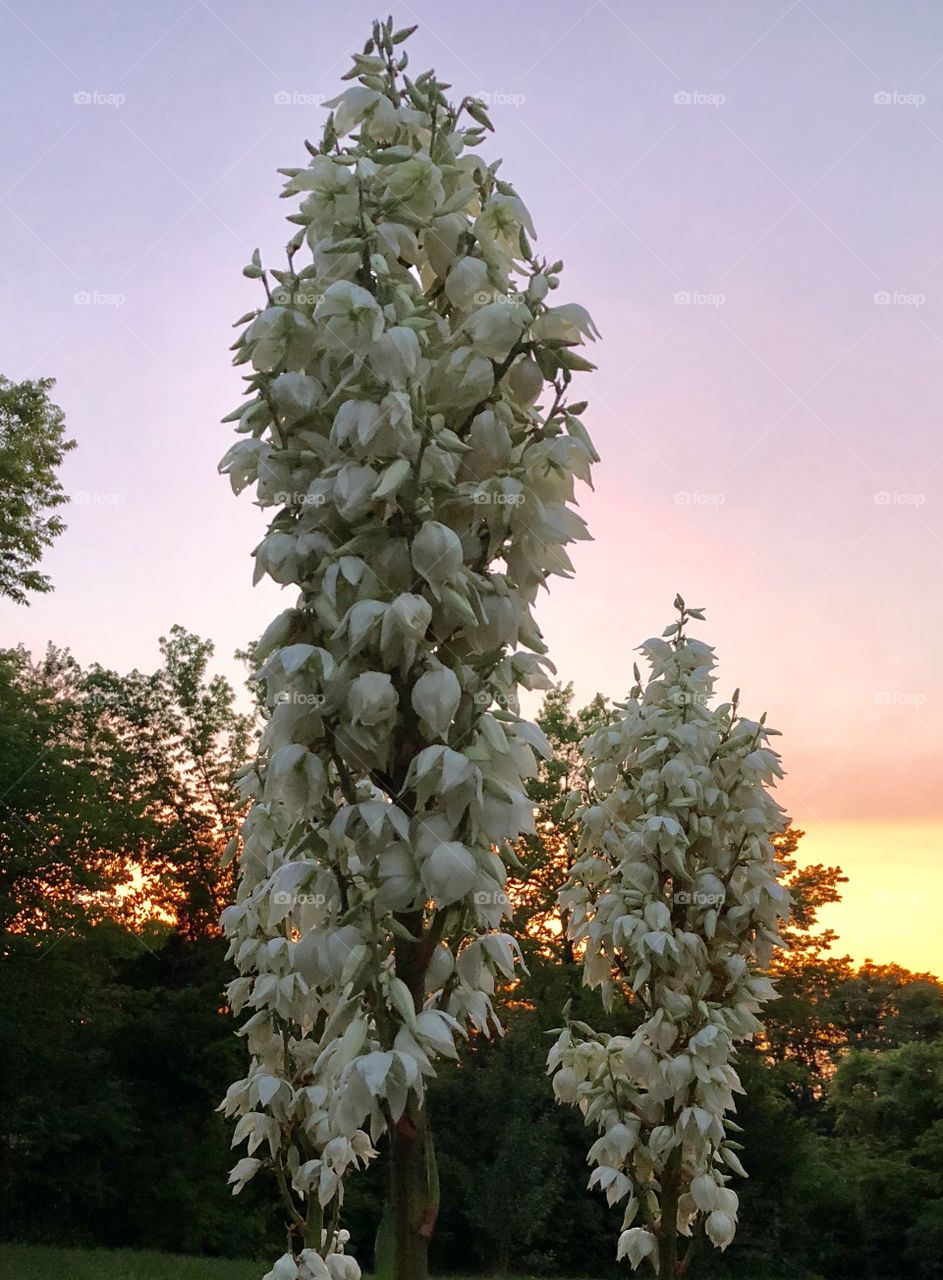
[548,601,790,1274]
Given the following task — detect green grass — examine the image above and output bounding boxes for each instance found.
[0,1248,517,1280]
[0,1246,523,1280]
[0,1244,793,1280]
[0,1244,264,1280]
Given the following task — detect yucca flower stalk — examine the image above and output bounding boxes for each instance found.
[548,599,790,1278]
[219,18,598,1280]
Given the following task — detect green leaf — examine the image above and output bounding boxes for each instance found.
[535,347,559,380]
[373,1203,396,1280]
[425,1124,440,1215]
[389,918,421,943]
[389,977,418,1030]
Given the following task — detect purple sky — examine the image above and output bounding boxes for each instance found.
[3,1,942,963]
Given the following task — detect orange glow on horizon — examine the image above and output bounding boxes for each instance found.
[797,821,943,977]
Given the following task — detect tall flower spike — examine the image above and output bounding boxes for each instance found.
[548,600,790,1277]
[219,18,598,1279]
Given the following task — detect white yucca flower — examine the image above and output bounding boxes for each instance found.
[219,17,597,1276]
[548,597,790,1275]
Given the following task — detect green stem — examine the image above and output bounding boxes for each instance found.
[658,1143,682,1279]
[388,911,438,1279]
[391,1099,436,1280]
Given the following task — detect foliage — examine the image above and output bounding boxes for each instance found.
[765,937,943,1111]
[0,632,263,1259]
[0,375,75,604]
[0,643,151,935]
[512,683,607,963]
[81,625,255,934]
[0,928,277,1260]
[829,962,943,1052]
[829,1041,943,1279]
[771,826,846,966]
[217,18,597,1279]
[0,629,253,940]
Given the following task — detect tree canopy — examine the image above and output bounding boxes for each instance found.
[0,375,75,605]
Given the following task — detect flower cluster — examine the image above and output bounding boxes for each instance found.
[547,599,789,1271]
[218,19,597,1274]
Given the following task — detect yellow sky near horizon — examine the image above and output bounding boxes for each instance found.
[797,822,943,977]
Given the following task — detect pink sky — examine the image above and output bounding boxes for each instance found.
[2,0,941,969]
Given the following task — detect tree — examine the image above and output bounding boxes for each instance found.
[82,625,255,935]
[0,376,75,604]
[830,1041,943,1279]
[0,630,263,1259]
[759,829,853,1103]
[218,19,598,1280]
[769,827,845,967]
[0,643,151,936]
[513,683,607,963]
[829,962,943,1053]
[548,599,790,1278]
[0,629,253,940]
[0,924,276,1260]
[761,834,943,1105]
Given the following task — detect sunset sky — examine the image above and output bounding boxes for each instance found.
[2,1,941,972]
